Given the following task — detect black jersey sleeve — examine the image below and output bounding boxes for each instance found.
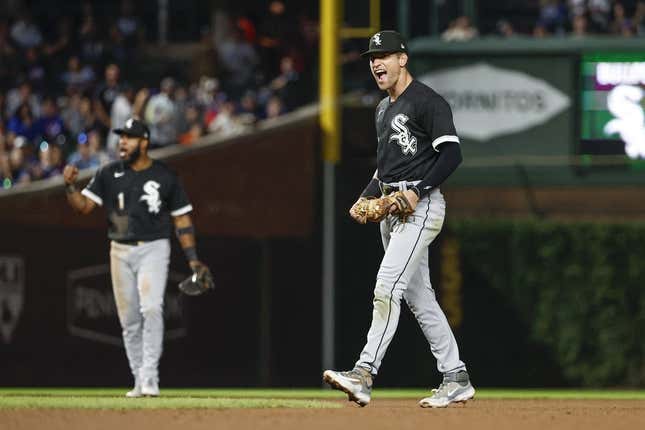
[81,167,107,206]
[414,141,462,198]
[425,96,460,152]
[168,173,193,217]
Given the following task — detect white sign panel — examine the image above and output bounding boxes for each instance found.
[419,63,571,141]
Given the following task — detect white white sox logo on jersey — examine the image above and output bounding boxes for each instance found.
[140,181,161,214]
[389,114,417,155]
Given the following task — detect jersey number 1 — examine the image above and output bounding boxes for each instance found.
[118,192,125,210]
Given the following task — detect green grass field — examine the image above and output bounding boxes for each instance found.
[1,388,644,409]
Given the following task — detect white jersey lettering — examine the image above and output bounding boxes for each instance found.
[389,114,417,155]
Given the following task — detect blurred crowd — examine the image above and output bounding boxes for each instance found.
[0,0,315,190]
[5,0,645,189]
[442,0,645,41]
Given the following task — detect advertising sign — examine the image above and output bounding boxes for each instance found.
[580,53,645,160]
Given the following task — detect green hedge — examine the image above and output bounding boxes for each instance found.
[449,219,645,387]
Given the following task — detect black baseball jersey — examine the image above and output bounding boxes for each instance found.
[82,160,193,241]
[375,79,459,183]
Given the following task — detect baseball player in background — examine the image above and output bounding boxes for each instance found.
[63,117,208,397]
[323,31,475,408]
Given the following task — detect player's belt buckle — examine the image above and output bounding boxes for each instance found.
[380,182,404,195]
[381,184,396,194]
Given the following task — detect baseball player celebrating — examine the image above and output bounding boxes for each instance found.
[63,117,210,397]
[323,31,475,408]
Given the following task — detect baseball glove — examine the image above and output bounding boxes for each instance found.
[178,264,215,296]
[350,191,415,224]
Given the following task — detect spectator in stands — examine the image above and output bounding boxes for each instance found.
[538,0,567,35]
[572,12,589,36]
[31,141,63,180]
[61,92,84,137]
[567,0,586,18]
[269,55,301,111]
[144,77,179,147]
[94,63,121,129]
[115,0,142,47]
[10,10,43,49]
[178,103,204,146]
[258,1,291,76]
[7,103,38,144]
[65,94,106,139]
[264,96,285,120]
[107,83,134,155]
[66,132,100,170]
[61,55,95,94]
[441,16,479,42]
[7,136,32,185]
[635,1,645,35]
[87,129,111,166]
[218,26,259,99]
[238,90,259,124]
[588,0,612,33]
[207,100,244,137]
[609,2,634,36]
[5,80,41,119]
[496,19,517,37]
[34,96,66,143]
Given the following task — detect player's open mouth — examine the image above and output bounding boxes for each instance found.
[374,69,387,82]
[119,149,128,158]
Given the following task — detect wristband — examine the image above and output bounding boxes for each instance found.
[175,226,195,237]
[183,246,198,262]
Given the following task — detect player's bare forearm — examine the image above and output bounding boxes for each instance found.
[173,214,200,269]
[63,164,96,215]
[65,189,95,214]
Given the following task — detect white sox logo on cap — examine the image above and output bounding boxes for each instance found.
[373,33,382,46]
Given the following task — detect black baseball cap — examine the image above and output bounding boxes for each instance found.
[113,118,150,139]
[361,30,408,57]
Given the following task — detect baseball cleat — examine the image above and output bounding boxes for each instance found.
[141,378,160,397]
[323,367,373,407]
[125,384,142,398]
[419,370,475,408]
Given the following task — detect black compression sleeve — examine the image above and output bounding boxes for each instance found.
[414,141,462,198]
[360,178,381,198]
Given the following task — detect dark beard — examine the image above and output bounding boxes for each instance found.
[123,142,142,166]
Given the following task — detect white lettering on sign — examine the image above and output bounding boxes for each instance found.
[419,63,570,141]
[597,62,645,86]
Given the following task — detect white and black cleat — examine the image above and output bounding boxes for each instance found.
[323,368,373,407]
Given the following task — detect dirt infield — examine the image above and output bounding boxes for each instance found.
[2,399,645,430]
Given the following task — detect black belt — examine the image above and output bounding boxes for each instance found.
[379,181,420,195]
[114,239,151,246]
